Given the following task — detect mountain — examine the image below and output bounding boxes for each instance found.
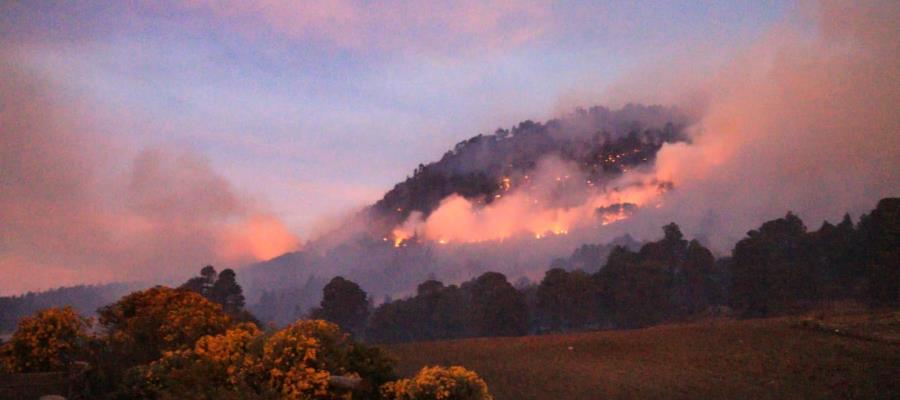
[239,104,691,325]
[365,104,688,233]
[0,283,141,333]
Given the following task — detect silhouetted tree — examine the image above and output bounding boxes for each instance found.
[674,240,721,315]
[465,272,527,337]
[858,198,900,307]
[536,268,598,331]
[311,276,370,336]
[210,268,245,314]
[591,224,722,327]
[729,212,816,317]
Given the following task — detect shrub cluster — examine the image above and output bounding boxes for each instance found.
[0,287,491,400]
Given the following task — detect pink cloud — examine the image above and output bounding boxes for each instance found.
[177,0,554,53]
[0,48,300,294]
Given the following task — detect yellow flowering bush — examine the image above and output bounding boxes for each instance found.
[134,323,277,399]
[0,306,91,373]
[131,319,386,399]
[98,286,234,365]
[381,366,493,400]
[194,322,265,385]
[261,320,343,399]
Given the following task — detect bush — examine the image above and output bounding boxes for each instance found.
[0,306,91,373]
[90,286,237,397]
[381,366,493,400]
[261,321,334,399]
[97,286,235,365]
[127,319,395,399]
[127,323,278,400]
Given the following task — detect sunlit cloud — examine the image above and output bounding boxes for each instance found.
[177,0,554,54]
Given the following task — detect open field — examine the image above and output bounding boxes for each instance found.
[387,313,900,400]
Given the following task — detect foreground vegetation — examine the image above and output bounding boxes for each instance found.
[0,289,492,399]
[388,311,900,400]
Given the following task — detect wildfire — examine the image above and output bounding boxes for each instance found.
[600,209,630,225]
[534,227,568,240]
[387,157,674,247]
[390,228,410,247]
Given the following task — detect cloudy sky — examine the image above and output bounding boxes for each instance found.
[1,1,803,293]
[1,1,789,235]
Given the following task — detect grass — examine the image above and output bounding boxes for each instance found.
[386,314,900,399]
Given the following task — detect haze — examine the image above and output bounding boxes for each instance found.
[2,0,898,294]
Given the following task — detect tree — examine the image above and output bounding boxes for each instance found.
[858,198,900,307]
[808,214,864,299]
[210,268,246,314]
[591,224,721,328]
[536,268,569,331]
[602,250,671,328]
[311,277,370,336]
[0,306,91,373]
[181,266,253,324]
[97,286,234,367]
[536,268,598,332]
[674,240,721,315]
[465,272,527,337]
[181,265,218,296]
[368,280,472,343]
[729,212,816,317]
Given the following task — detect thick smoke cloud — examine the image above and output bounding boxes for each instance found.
[235,0,900,315]
[617,0,900,250]
[392,156,664,244]
[391,0,899,254]
[0,50,299,295]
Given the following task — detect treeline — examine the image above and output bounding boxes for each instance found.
[311,198,898,343]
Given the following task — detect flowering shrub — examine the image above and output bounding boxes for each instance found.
[381,366,493,400]
[131,319,391,399]
[0,306,91,373]
[98,286,234,364]
[0,287,400,400]
[194,323,265,386]
[133,323,277,399]
[262,321,335,399]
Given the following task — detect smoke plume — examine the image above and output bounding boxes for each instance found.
[390,0,899,253]
[392,156,667,244]
[0,49,299,294]
[617,0,900,250]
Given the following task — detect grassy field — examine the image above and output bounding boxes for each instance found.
[387,314,900,399]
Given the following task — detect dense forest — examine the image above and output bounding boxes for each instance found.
[307,198,897,343]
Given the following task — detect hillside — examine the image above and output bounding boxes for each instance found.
[368,104,688,230]
[0,283,140,333]
[387,312,900,400]
[240,104,689,322]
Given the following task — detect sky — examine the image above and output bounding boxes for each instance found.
[1,0,789,235]
[0,1,799,294]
